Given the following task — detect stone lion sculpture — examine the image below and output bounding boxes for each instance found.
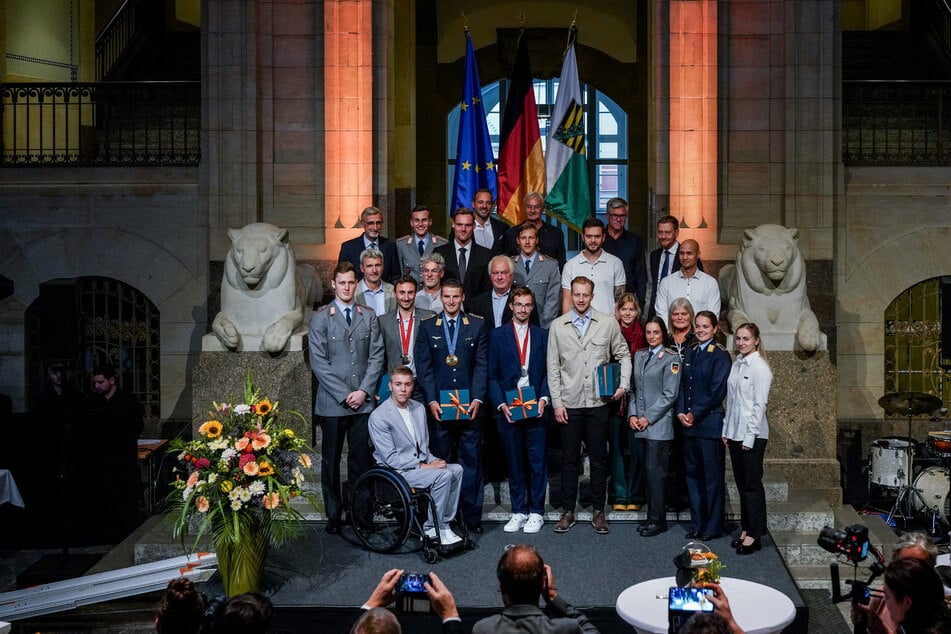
[718,224,826,352]
[210,223,321,354]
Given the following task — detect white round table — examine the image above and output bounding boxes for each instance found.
[616,576,796,634]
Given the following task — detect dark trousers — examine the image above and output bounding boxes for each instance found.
[560,405,609,512]
[728,438,768,538]
[317,413,371,521]
[684,436,726,535]
[609,413,643,505]
[497,414,548,515]
[430,418,484,526]
[636,438,672,525]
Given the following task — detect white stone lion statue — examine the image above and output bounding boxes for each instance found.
[718,224,826,352]
[208,223,321,353]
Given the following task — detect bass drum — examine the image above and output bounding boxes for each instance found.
[911,466,950,517]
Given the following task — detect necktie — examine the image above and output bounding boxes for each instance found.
[660,250,671,280]
[369,242,378,250]
[458,247,468,280]
[418,239,425,256]
[345,307,352,326]
[525,258,532,275]
[448,318,456,340]
[644,350,654,369]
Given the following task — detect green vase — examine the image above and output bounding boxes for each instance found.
[214,514,271,597]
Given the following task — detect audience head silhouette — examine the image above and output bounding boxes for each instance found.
[155,578,204,634]
[350,606,401,634]
[496,544,547,606]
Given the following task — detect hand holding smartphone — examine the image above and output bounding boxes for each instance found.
[668,586,715,633]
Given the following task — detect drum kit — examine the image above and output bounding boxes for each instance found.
[873,392,950,534]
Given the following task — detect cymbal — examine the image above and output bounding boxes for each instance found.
[878,392,943,416]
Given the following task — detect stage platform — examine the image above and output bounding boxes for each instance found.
[226,520,808,633]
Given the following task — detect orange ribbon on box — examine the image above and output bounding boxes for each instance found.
[440,390,468,420]
[510,388,538,419]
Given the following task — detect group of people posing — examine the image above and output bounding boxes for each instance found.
[308,192,772,554]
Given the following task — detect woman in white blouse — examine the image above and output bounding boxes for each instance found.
[722,322,772,555]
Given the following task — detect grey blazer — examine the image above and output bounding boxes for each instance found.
[378,308,435,373]
[512,253,562,328]
[308,303,385,417]
[396,233,449,281]
[355,281,396,315]
[628,347,681,440]
[368,397,435,470]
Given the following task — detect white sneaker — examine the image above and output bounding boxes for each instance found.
[523,513,544,534]
[424,526,437,539]
[504,513,529,532]
[440,528,462,546]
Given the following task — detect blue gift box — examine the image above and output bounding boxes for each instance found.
[439,389,471,420]
[377,373,391,402]
[505,386,540,420]
[595,363,621,397]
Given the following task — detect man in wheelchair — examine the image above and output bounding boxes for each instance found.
[368,366,464,546]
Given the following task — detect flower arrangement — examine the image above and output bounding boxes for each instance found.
[690,550,725,586]
[168,371,316,594]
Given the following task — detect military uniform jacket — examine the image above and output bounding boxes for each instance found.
[308,303,385,417]
[414,312,488,406]
[628,346,680,441]
[512,254,562,328]
[677,339,731,439]
[396,233,449,281]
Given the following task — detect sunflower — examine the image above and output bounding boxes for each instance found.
[198,420,223,438]
[255,399,273,416]
[258,462,275,476]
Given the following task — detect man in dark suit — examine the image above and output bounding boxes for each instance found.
[434,207,492,301]
[308,261,385,534]
[501,192,567,268]
[463,188,508,254]
[466,255,540,329]
[603,197,648,310]
[487,286,550,534]
[414,279,489,532]
[646,214,703,320]
[338,206,402,282]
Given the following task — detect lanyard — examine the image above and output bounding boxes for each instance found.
[513,322,529,369]
[441,314,460,356]
[398,313,414,355]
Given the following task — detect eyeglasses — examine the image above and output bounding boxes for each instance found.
[512,303,534,309]
[607,213,627,219]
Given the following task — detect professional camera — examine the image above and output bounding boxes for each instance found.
[817,524,870,564]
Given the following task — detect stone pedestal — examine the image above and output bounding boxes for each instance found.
[765,351,840,504]
[191,351,313,440]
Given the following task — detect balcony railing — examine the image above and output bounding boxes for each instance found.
[1,81,199,167]
[843,80,950,166]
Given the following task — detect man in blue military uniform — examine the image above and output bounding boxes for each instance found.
[414,278,489,532]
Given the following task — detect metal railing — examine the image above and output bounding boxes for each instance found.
[1,81,200,167]
[843,80,950,166]
[95,0,160,81]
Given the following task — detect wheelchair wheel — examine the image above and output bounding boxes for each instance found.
[349,467,414,553]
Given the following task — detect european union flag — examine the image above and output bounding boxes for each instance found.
[450,35,497,215]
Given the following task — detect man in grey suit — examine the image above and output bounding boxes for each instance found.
[396,205,449,281]
[308,261,385,534]
[378,275,435,378]
[511,222,562,328]
[368,366,463,545]
[355,248,396,315]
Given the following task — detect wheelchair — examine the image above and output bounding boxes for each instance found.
[348,465,475,563]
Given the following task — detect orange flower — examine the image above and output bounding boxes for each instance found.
[263,492,281,510]
[242,461,260,476]
[299,454,312,469]
[235,437,250,451]
[186,471,200,488]
[258,463,275,476]
[255,399,273,416]
[196,496,210,513]
[251,432,271,451]
[198,420,223,438]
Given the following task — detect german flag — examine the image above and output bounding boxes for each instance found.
[497,33,545,226]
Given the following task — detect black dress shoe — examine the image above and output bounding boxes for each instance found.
[730,536,743,548]
[640,523,668,537]
[325,518,340,535]
[467,523,484,534]
[701,533,722,541]
[735,538,762,555]
[684,530,701,539]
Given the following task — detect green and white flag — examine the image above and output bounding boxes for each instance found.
[545,43,591,231]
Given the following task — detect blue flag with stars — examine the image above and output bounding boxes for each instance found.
[451,35,497,214]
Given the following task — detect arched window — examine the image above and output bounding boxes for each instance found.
[447,79,628,227]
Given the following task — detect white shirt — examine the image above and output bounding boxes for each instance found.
[398,312,420,374]
[396,405,417,445]
[513,322,531,388]
[654,268,721,320]
[473,219,495,249]
[561,250,626,315]
[359,280,387,315]
[655,242,680,282]
[722,351,772,448]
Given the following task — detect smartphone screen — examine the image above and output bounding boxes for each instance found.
[668,586,715,633]
[398,573,431,594]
